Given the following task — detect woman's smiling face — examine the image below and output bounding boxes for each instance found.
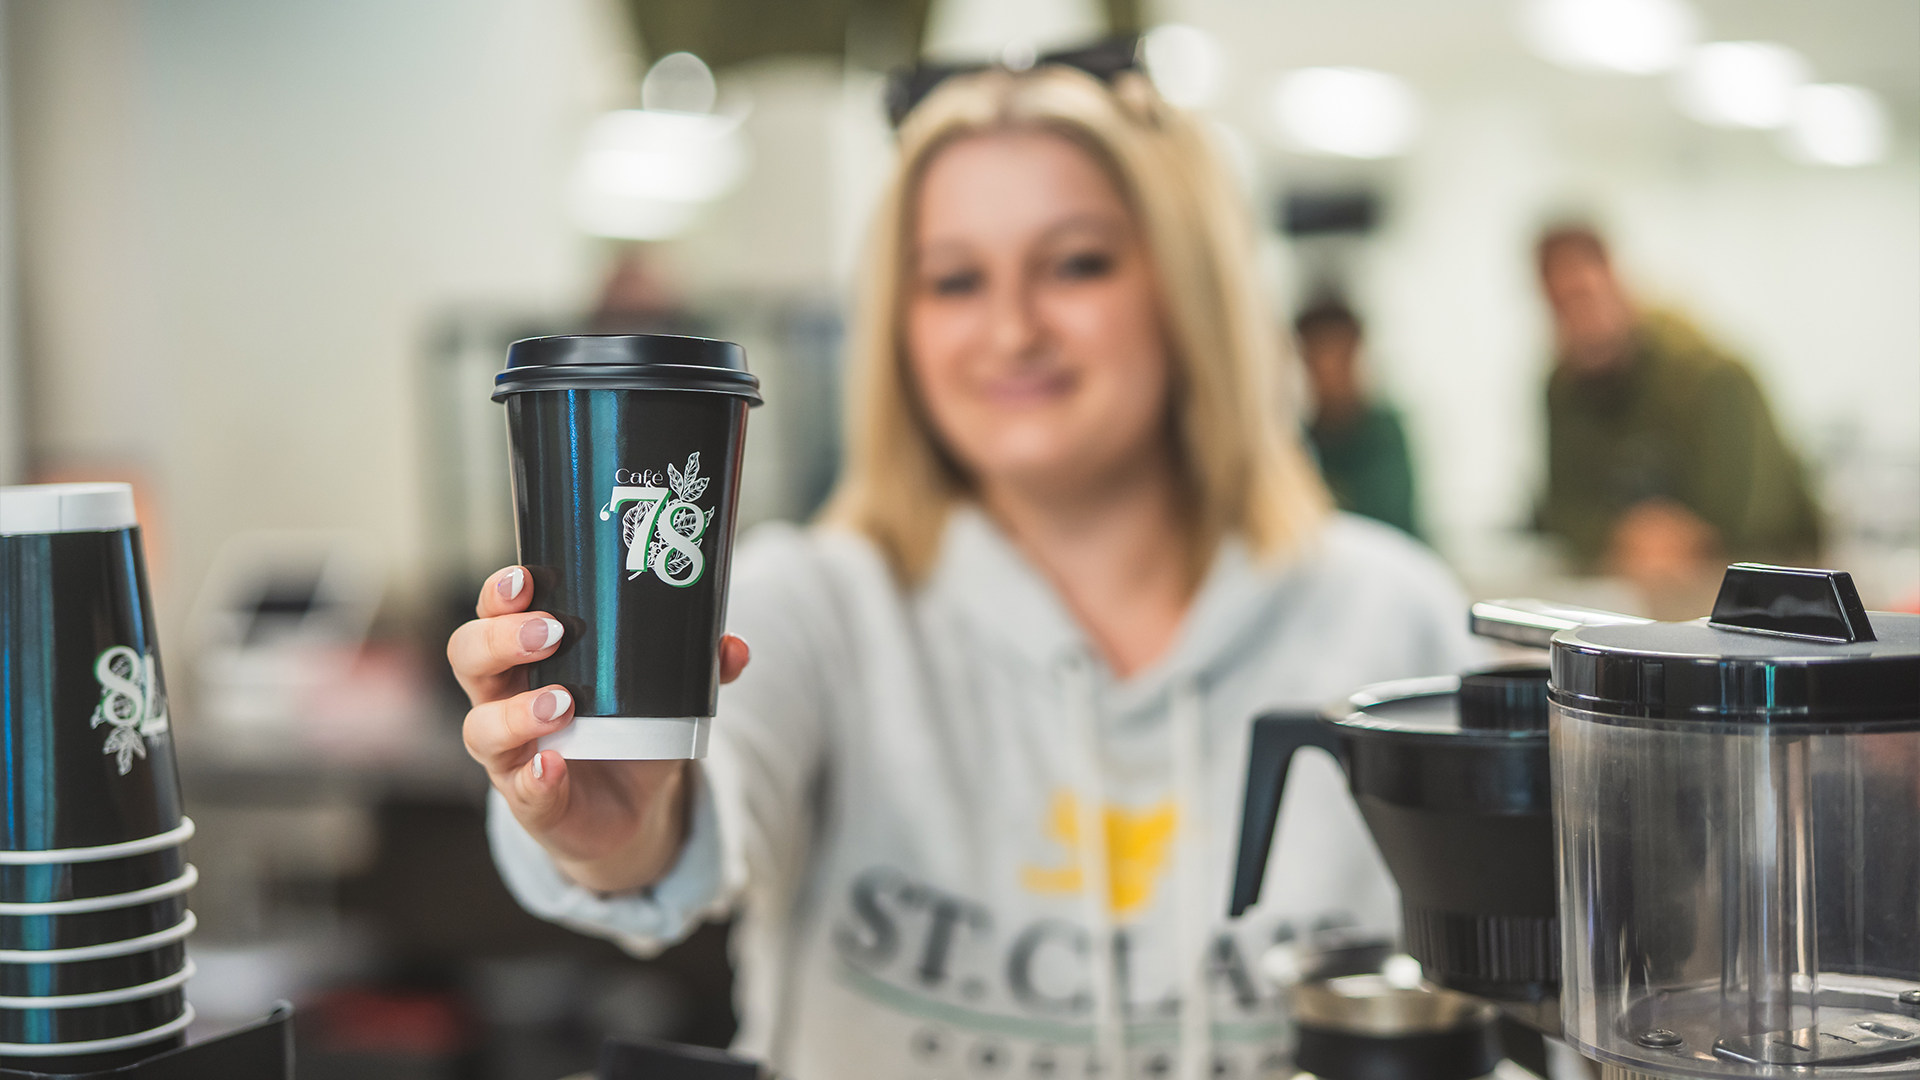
[905,130,1174,498]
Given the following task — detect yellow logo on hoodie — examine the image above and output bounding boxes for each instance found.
[1020,790,1175,917]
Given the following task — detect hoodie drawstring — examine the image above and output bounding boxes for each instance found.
[1065,657,1217,1080]
[1171,679,1214,1080]
[1062,654,1126,1074]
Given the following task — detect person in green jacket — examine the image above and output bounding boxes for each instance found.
[1295,299,1422,540]
[1535,225,1821,582]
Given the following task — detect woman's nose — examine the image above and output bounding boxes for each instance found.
[986,277,1043,360]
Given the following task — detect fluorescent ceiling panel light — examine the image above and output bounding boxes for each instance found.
[1271,67,1420,159]
[568,109,748,241]
[1675,41,1809,129]
[1522,0,1699,75]
[1782,84,1889,166]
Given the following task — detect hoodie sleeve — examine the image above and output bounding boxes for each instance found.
[486,523,843,954]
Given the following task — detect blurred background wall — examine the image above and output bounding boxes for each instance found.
[8,0,621,654]
[0,0,1915,1075]
[0,8,19,488]
[9,0,1916,633]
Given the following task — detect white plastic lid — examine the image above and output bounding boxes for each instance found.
[0,482,138,535]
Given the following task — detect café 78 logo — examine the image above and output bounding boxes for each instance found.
[599,453,713,587]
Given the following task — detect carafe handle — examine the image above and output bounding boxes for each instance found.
[1229,713,1344,918]
[1468,599,1651,649]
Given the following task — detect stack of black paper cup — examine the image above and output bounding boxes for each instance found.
[0,484,197,1073]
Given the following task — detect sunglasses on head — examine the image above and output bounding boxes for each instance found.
[884,35,1142,130]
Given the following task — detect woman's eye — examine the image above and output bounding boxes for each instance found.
[1056,251,1115,280]
[927,269,982,296]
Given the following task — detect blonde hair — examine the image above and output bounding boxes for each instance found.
[822,65,1330,584]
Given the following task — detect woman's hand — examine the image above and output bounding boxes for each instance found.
[450,566,749,894]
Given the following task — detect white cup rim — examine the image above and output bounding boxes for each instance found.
[0,1003,194,1055]
[0,910,195,963]
[0,819,195,866]
[0,959,194,1010]
[0,865,197,916]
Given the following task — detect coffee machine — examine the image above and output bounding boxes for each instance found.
[1232,564,1920,1079]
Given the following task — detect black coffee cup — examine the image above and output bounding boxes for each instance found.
[0,846,186,907]
[0,1000,190,1074]
[0,913,193,997]
[0,988,184,1045]
[0,485,186,851]
[0,867,193,951]
[0,1040,185,1076]
[0,1000,287,1079]
[494,335,762,760]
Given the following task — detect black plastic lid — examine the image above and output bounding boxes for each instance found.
[1458,667,1551,732]
[1550,565,1920,724]
[492,334,762,403]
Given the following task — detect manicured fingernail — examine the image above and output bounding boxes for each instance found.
[518,617,563,653]
[497,568,524,601]
[531,752,544,780]
[531,688,572,723]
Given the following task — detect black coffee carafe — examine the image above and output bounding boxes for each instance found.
[1229,664,1565,1030]
[1229,599,1648,1033]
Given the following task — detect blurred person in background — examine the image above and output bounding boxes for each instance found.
[588,246,708,337]
[1535,224,1821,590]
[452,52,1478,1079]
[1294,298,1421,539]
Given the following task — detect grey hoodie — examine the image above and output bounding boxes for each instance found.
[490,508,1481,1078]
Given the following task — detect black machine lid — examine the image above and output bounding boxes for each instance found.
[1550,564,1920,724]
[1334,667,1550,740]
[492,334,763,403]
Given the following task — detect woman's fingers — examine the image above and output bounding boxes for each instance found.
[477,566,533,618]
[505,750,571,833]
[448,611,564,702]
[467,682,575,837]
[719,634,750,683]
[464,684,576,773]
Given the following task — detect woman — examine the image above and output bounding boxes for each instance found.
[452,61,1477,1079]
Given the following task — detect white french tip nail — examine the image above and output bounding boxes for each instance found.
[505,567,524,599]
[541,618,563,649]
[531,752,544,780]
[549,688,572,717]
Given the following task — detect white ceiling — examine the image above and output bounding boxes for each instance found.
[1164,0,1919,135]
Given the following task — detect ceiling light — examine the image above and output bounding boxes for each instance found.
[1144,24,1227,109]
[1521,0,1698,75]
[1782,84,1889,167]
[1000,39,1038,71]
[1674,42,1808,129]
[641,52,718,115]
[1270,68,1420,159]
[568,110,748,241]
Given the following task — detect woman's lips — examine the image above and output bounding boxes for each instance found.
[977,368,1077,405]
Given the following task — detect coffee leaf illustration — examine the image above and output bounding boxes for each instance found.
[622,502,645,549]
[669,453,708,503]
[103,727,147,776]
